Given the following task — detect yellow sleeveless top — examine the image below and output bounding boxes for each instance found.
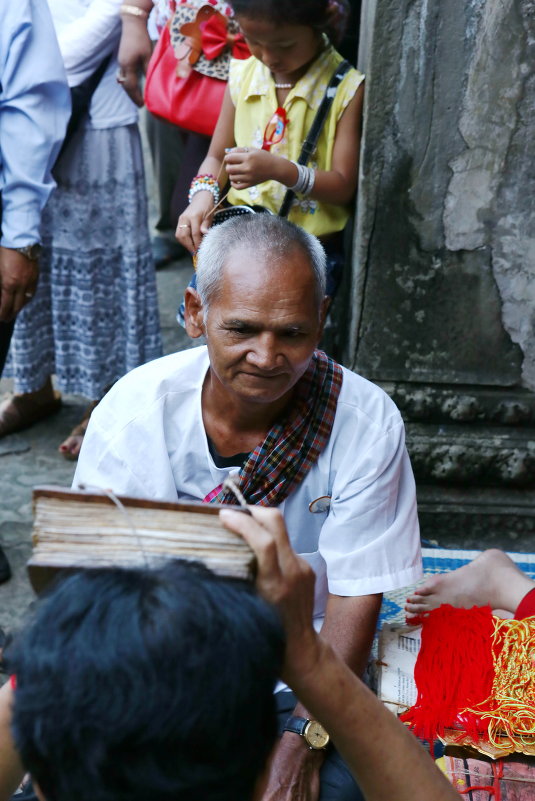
[228,46,364,237]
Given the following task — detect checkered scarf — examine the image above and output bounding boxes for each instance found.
[204,350,343,506]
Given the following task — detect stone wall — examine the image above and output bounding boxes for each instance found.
[350,0,535,545]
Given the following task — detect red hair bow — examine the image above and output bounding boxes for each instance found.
[201,14,250,60]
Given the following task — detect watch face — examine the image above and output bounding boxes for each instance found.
[304,720,330,749]
[26,244,42,260]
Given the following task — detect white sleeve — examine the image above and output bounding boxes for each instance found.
[55,0,122,83]
[73,392,180,503]
[319,415,422,596]
[73,417,150,498]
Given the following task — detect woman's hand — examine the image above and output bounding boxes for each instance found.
[0,248,39,322]
[117,17,153,107]
[175,193,216,254]
[223,148,295,190]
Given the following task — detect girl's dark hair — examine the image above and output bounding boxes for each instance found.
[229,0,351,45]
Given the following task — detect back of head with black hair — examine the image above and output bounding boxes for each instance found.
[7,561,284,801]
[229,0,350,45]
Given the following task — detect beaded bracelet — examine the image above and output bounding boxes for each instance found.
[289,162,315,196]
[188,174,220,205]
[119,4,149,18]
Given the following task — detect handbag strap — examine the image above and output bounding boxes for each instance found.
[278,59,351,219]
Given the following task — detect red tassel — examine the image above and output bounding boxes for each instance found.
[400,605,496,744]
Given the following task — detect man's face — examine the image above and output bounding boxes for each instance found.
[188,245,326,406]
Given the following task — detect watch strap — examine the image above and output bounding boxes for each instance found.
[283,715,309,737]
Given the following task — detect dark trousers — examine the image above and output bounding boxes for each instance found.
[275,691,365,801]
[0,320,14,377]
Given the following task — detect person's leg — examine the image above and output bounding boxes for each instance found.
[1,192,61,435]
[144,110,186,267]
[0,376,61,437]
[320,235,345,302]
[144,111,184,233]
[405,549,535,620]
[514,587,535,619]
[0,321,14,376]
[169,130,211,225]
[58,398,100,460]
[318,748,365,801]
[0,549,11,585]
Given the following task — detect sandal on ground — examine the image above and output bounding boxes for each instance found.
[58,400,99,461]
[0,391,62,438]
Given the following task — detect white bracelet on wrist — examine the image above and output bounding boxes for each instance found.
[188,185,220,204]
[289,162,315,196]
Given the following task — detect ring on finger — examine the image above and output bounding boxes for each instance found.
[24,292,34,299]
[178,224,190,228]
[116,70,127,83]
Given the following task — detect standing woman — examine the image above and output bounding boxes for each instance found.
[1,0,162,459]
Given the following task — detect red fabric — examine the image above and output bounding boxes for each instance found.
[515,587,535,619]
[10,674,16,690]
[400,605,495,745]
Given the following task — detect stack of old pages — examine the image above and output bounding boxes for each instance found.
[29,486,254,593]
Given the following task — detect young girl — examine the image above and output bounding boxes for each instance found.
[175,0,364,299]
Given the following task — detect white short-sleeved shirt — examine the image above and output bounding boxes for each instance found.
[74,346,422,621]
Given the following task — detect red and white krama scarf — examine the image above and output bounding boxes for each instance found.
[204,350,343,507]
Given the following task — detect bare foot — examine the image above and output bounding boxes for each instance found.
[58,401,98,461]
[405,549,534,620]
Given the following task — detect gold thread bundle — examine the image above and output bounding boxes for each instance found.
[464,615,535,755]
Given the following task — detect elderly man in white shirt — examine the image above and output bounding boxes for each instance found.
[0,0,70,373]
[75,213,422,801]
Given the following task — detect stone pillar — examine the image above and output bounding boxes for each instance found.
[349,0,535,547]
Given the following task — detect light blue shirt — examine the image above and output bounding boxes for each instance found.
[0,0,71,248]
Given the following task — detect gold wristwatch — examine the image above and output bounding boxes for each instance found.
[283,716,330,750]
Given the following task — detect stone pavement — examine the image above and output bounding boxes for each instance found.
[0,256,196,635]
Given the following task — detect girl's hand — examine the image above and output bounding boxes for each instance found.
[224,147,293,190]
[175,193,215,254]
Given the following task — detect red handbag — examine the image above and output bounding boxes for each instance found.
[144,3,249,138]
[145,24,224,137]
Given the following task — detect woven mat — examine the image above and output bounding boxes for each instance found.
[378,548,535,629]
